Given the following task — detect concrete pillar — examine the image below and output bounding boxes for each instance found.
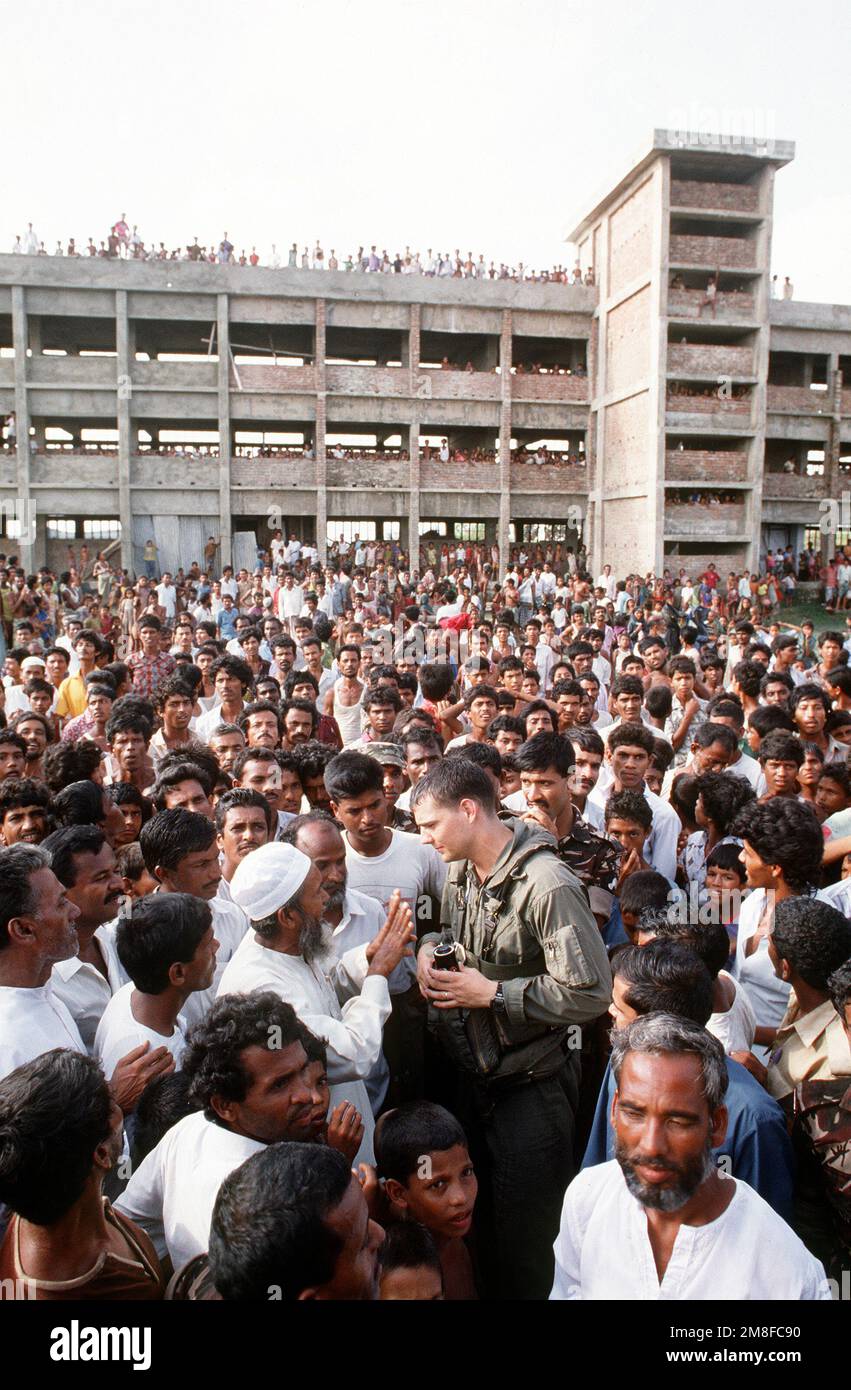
[315,299,328,563]
[11,286,34,573]
[407,417,420,573]
[115,290,133,573]
[498,310,512,574]
[217,294,233,570]
[28,318,42,356]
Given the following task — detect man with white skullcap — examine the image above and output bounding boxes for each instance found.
[217,841,414,1164]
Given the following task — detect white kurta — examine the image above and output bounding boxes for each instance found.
[0,982,85,1079]
[115,1111,264,1269]
[216,932,390,1164]
[550,1161,831,1301]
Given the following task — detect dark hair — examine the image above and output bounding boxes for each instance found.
[0,776,51,822]
[669,773,700,825]
[789,683,831,717]
[209,1142,353,1301]
[410,758,497,815]
[756,730,804,769]
[379,1221,442,1283]
[705,840,747,882]
[214,786,275,836]
[732,798,823,891]
[132,1072,200,1167]
[283,670,318,699]
[819,760,851,799]
[0,843,50,951]
[637,912,731,980]
[40,824,107,887]
[731,660,763,699]
[759,669,794,697]
[825,666,851,698]
[184,992,305,1120]
[705,697,744,729]
[151,761,213,812]
[324,750,383,802]
[237,701,283,738]
[487,714,527,742]
[771,898,851,991]
[828,960,851,1019]
[612,941,713,1026]
[748,705,796,740]
[154,676,197,711]
[0,730,26,757]
[52,779,109,830]
[418,663,455,702]
[446,742,502,778]
[567,725,605,757]
[692,722,739,756]
[513,732,574,777]
[604,789,653,832]
[210,654,253,690]
[139,808,217,873]
[644,685,673,721]
[116,892,212,994]
[107,781,153,827]
[0,1049,112,1223]
[607,723,655,756]
[106,707,153,745]
[375,1101,468,1183]
[280,698,319,734]
[696,771,755,833]
[42,739,103,792]
[279,808,340,849]
[618,869,673,917]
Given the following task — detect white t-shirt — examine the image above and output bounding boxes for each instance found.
[707,970,757,1054]
[732,888,791,1057]
[115,1111,264,1269]
[50,924,127,1053]
[550,1161,830,1301]
[0,982,85,1080]
[94,982,187,1082]
[155,583,177,619]
[343,828,446,979]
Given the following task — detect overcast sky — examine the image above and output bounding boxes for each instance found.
[2,0,848,303]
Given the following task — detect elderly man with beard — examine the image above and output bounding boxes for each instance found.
[281,810,391,1111]
[551,1013,831,1300]
[217,841,413,1163]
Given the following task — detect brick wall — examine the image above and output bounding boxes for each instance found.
[668,343,754,376]
[665,502,746,535]
[420,462,500,491]
[766,385,830,414]
[608,177,653,297]
[326,459,407,489]
[668,289,755,319]
[509,463,589,492]
[842,389,851,417]
[670,180,758,213]
[669,235,755,269]
[761,472,828,500]
[230,458,317,488]
[414,370,501,402]
[604,392,651,491]
[510,374,588,402]
[666,394,751,416]
[665,451,748,482]
[325,365,410,398]
[601,496,656,573]
[232,364,316,393]
[606,286,652,395]
[665,546,749,574]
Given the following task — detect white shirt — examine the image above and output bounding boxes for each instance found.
[727,751,761,789]
[155,583,177,619]
[588,781,679,880]
[343,829,446,983]
[50,923,127,1053]
[115,1111,264,1269]
[179,896,250,1031]
[277,585,304,621]
[708,970,757,1054]
[217,932,388,1158]
[94,982,188,1082]
[324,888,391,1109]
[0,982,85,1079]
[550,1161,830,1301]
[732,887,791,1057]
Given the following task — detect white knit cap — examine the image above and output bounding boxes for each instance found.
[230,842,312,921]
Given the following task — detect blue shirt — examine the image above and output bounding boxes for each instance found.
[218,609,238,641]
[582,1056,795,1222]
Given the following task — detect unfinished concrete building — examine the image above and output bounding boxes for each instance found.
[0,130,848,579]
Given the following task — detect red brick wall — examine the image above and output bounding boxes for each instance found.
[670,180,758,213]
[665,451,748,482]
[766,385,830,414]
[669,235,755,268]
[668,343,754,376]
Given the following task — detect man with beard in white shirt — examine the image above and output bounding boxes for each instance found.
[551,1013,830,1301]
[281,811,391,1111]
[218,841,414,1165]
[115,992,324,1271]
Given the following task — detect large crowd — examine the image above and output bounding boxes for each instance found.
[9,219,593,288]
[1,527,851,1302]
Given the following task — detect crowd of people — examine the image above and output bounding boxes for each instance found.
[8,220,594,288]
[1,527,851,1302]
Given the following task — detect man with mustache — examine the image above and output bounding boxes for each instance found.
[281,810,391,1112]
[218,840,413,1164]
[44,824,131,1051]
[551,1012,831,1300]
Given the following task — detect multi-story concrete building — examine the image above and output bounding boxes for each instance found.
[0,130,848,580]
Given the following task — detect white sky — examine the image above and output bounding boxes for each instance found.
[2,0,849,303]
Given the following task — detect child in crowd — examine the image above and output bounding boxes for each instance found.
[378,1221,445,1301]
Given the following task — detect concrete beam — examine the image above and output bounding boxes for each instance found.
[217,294,232,570]
[115,289,133,573]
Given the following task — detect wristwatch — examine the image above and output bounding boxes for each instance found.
[491,983,507,1014]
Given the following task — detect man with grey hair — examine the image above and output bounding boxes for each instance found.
[551,1012,831,1300]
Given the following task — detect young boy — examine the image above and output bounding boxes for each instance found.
[373,1101,478,1300]
[704,840,748,967]
[378,1222,445,1301]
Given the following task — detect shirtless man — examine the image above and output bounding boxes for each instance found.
[324,643,365,747]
